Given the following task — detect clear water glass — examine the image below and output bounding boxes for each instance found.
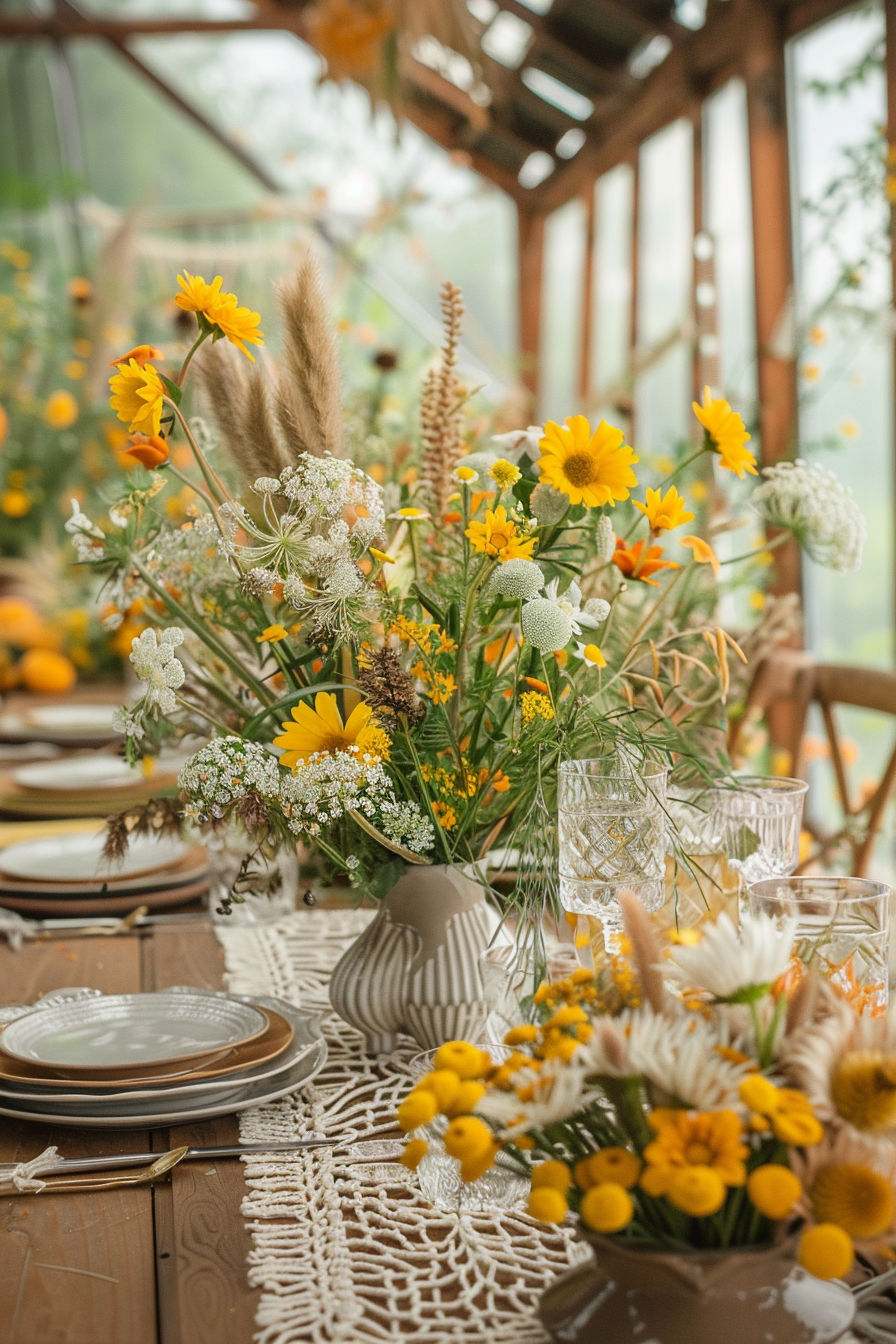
[712,776,808,883]
[748,876,891,1015]
[409,1045,529,1212]
[480,941,581,1039]
[207,829,298,926]
[666,784,721,854]
[558,760,668,951]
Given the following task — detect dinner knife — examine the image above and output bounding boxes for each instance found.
[0,1138,338,1179]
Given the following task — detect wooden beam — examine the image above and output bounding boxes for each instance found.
[628,152,640,436]
[742,0,802,599]
[783,0,860,38]
[884,0,896,646]
[517,207,545,403]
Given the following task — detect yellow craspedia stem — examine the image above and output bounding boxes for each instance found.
[579,1182,634,1233]
[799,1224,854,1281]
[531,1160,572,1193]
[433,1040,491,1080]
[665,1166,726,1217]
[399,1139,428,1171]
[575,1148,641,1191]
[444,1116,494,1162]
[504,1024,539,1046]
[396,1089,438,1132]
[527,1187,569,1223]
[416,1068,461,1113]
[746,1164,802,1221]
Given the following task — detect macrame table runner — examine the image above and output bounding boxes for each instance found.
[215,908,586,1344]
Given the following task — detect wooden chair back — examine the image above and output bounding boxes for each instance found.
[730,654,896,877]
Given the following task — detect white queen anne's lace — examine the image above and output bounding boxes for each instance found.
[751,458,866,572]
[65,499,105,561]
[179,737,282,821]
[129,627,186,715]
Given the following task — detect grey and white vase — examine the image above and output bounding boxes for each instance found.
[329,864,500,1053]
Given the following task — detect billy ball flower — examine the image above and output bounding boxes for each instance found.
[522,597,573,653]
[487,558,545,601]
[529,483,569,525]
[579,1182,634,1233]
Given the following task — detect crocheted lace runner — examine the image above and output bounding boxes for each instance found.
[215,908,585,1344]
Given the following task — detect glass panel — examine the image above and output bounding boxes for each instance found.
[789,6,892,668]
[539,196,588,423]
[634,119,693,454]
[589,163,633,402]
[703,78,757,408]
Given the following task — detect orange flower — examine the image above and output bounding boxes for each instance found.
[67,276,92,302]
[612,537,680,587]
[491,770,511,793]
[525,677,549,692]
[0,403,8,448]
[109,345,163,370]
[679,535,720,576]
[18,648,77,695]
[121,433,170,469]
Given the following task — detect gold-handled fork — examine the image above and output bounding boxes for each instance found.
[5,1146,190,1195]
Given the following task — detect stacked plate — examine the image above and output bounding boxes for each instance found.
[0,829,209,916]
[0,753,185,819]
[0,703,122,749]
[0,988,326,1127]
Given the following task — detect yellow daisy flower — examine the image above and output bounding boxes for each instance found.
[256,624,289,644]
[109,360,166,437]
[692,386,757,478]
[206,291,265,362]
[465,504,536,562]
[389,506,431,521]
[640,1108,748,1197]
[43,389,78,430]
[679,534,720,576]
[175,270,224,314]
[633,485,694,533]
[537,415,639,508]
[273,691,389,770]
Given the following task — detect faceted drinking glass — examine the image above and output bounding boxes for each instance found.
[558,760,668,951]
[408,1045,529,1211]
[748,876,891,1016]
[712,776,808,884]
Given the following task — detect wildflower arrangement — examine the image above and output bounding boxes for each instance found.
[73,265,865,906]
[396,900,896,1284]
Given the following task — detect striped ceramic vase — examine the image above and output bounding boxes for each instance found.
[328,864,500,1054]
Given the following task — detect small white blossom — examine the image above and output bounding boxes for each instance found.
[129,627,186,716]
[65,499,105,561]
[663,912,796,1003]
[179,737,281,821]
[542,579,600,636]
[112,706,145,743]
[583,597,611,624]
[253,477,282,495]
[491,425,544,461]
[595,514,615,562]
[751,459,866,572]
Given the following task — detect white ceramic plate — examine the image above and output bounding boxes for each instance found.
[0,831,189,883]
[0,1035,327,1128]
[0,991,268,1069]
[14,756,147,792]
[22,705,120,733]
[0,1001,321,1111]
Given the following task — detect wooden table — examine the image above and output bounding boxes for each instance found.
[0,924,259,1344]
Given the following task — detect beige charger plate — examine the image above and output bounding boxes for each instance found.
[0,874,210,916]
[0,1007,294,1088]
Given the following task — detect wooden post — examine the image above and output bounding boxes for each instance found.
[885,0,896,649]
[743,0,801,602]
[627,153,641,440]
[579,182,597,406]
[517,206,545,409]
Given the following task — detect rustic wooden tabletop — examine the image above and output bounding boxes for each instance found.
[0,924,259,1344]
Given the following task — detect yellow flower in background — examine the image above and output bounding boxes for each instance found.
[679,534,720,576]
[176,271,225,314]
[399,1139,428,1170]
[746,1164,802,1221]
[304,0,395,80]
[67,276,92,302]
[528,1187,569,1223]
[489,459,521,490]
[575,1148,641,1191]
[830,1052,896,1133]
[810,1162,895,1238]
[389,506,431,521]
[175,272,264,361]
[0,403,8,447]
[802,363,820,383]
[839,420,860,439]
[432,800,457,829]
[109,360,166,436]
[19,647,77,694]
[666,1166,727,1217]
[465,505,535,561]
[0,488,30,517]
[62,359,86,380]
[274,691,389,769]
[538,415,639,508]
[43,389,78,430]
[692,387,757,478]
[210,291,265,361]
[633,485,694,533]
[256,624,289,644]
[520,690,554,723]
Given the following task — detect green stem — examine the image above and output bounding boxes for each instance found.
[720,530,792,567]
[401,721,453,864]
[131,555,274,708]
[166,400,231,508]
[176,329,209,387]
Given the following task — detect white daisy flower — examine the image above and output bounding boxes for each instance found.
[576,641,606,668]
[542,578,601,636]
[663,912,796,1003]
[491,425,544,461]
